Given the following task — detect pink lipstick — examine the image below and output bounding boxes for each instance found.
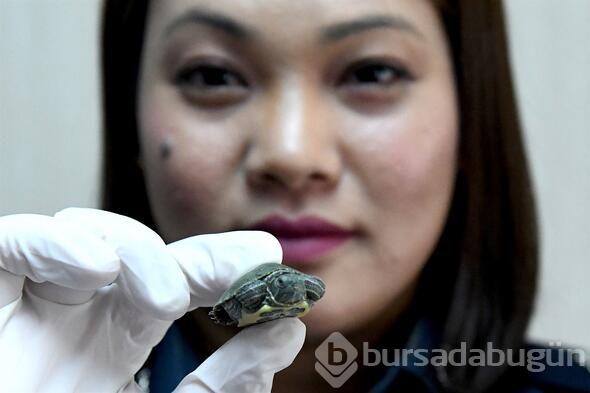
[249,215,353,264]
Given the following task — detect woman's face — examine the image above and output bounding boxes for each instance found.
[138,0,458,337]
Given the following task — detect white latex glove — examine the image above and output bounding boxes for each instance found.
[0,208,305,393]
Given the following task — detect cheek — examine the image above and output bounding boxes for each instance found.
[377,128,456,269]
[369,90,458,213]
[374,124,457,207]
[352,93,458,267]
[138,106,241,240]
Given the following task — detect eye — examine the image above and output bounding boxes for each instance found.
[339,61,412,88]
[173,63,249,106]
[275,277,286,287]
[175,64,248,89]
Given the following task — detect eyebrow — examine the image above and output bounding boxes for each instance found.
[164,9,422,43]
[164,9,254,39]
[321,15,423,42]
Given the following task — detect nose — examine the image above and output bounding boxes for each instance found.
[245,80,342,195]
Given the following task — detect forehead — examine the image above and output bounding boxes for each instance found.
[146,0,443,44]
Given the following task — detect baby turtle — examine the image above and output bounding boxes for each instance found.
[209,262,326,327]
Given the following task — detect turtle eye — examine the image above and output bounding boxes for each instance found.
[272,274,292,289]
[269,276,288,295]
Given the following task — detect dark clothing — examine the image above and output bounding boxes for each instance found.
[141,317,590,393]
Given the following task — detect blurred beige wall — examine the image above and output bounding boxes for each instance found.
[504,0,590,351]
[0,1,588,350]
[0,0,101,214]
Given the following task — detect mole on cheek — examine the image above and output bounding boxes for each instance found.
[159,138,174,160]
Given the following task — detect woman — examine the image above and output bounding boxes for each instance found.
[0,0,588,392]
[100,0,590,391]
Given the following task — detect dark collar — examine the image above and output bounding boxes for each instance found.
[143,321,205,393]
[142,315,443,393]
[368,315,442,393]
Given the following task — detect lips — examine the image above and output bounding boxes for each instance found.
[248,215,353,264]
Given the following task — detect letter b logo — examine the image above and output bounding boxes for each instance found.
[315,332,358,388]
[329,341,348,365]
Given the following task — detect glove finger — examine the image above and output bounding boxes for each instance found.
[0,214,120,306]
[54,208,190,321]
[118,381,146,393]
[173,318,306,393]
[0,270,24,307]
[166,231,282,309]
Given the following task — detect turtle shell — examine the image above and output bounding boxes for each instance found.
[209,262,325,327]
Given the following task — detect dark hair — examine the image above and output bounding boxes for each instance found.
[100,1,538,392]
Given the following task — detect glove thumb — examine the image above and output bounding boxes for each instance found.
[173,318,305,393]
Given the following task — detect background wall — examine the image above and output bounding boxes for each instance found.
[504,0,590,351]
[0,0,101,213]
[1,1,588,351]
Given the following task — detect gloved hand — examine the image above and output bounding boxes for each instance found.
[0,208,305,393]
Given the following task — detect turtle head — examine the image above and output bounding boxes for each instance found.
[268,272,306,305]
